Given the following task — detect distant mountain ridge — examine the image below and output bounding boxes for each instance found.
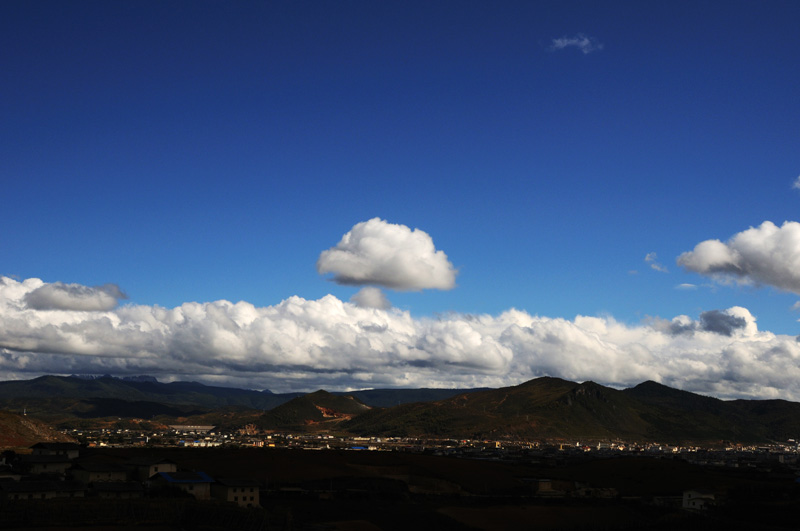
[69,374,160,383]
[3,375,800,443]
[344,377,800,443]
[0,375,288,411]
[0,375,482,420]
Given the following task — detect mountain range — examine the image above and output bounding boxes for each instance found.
[0,375,480,425]
[344,377,800,442]
[2,375,800,444]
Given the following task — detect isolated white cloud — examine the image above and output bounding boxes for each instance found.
[3,277,800,400]
[793,176,800,190]
[645,252,668,273]
[549,33,604,54]
[678,221,800,294]
[317,218,457,291]
[350,287,391,310]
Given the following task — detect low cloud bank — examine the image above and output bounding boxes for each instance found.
[2,277,799,399]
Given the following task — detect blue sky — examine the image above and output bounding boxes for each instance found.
[2,1,800,396]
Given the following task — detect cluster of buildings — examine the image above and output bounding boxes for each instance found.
[0,442,260,507]
[3,436,799,519]
[63,421,800,465]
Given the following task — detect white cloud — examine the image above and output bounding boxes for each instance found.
[793,176,800,190]
[350,287,391,310]
[3,277,800,400]
[645,252,668,273]
[548,33,604,54]
[678,221,800,294]
[317,218,457,291]
[675,283,697,290]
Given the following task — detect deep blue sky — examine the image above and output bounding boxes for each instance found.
[3,1,799,335]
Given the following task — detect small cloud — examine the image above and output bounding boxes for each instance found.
[645,252,668,273]
[548,33,604,54]
[699,309,747,337]
[317,218,457,291]
[793,176,800,190]
[659,307,754,337]
[24,281,127,311]
[791,301,800,312]
[628,270,639,275]
[676,283,697,290]
[350,287,391,310]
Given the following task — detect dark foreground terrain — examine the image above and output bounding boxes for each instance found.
[3,447,800,531]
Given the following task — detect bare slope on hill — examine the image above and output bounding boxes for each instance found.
[0,410,76,448]
[256,390,371,431]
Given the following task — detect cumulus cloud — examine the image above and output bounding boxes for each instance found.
[678,221,800,294]
[3,277,800,400]
[645,252,668,273]
[350,287,391,310]
[22,280,126,311]
[548,33,604,54]
[793,176,800,190]
[317,218,457,291]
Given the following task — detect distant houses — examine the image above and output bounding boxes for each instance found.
[168,425,216,435]
[30,442,81,460]
[683,489,717,510]
[152,470,214,500]
[0,480,85,501]
[17,454,72,476]
[211,478,261,508]
[70,461,128,484]
[128,458,178,481]
[92,481,145,499]
[0,442,260,507]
